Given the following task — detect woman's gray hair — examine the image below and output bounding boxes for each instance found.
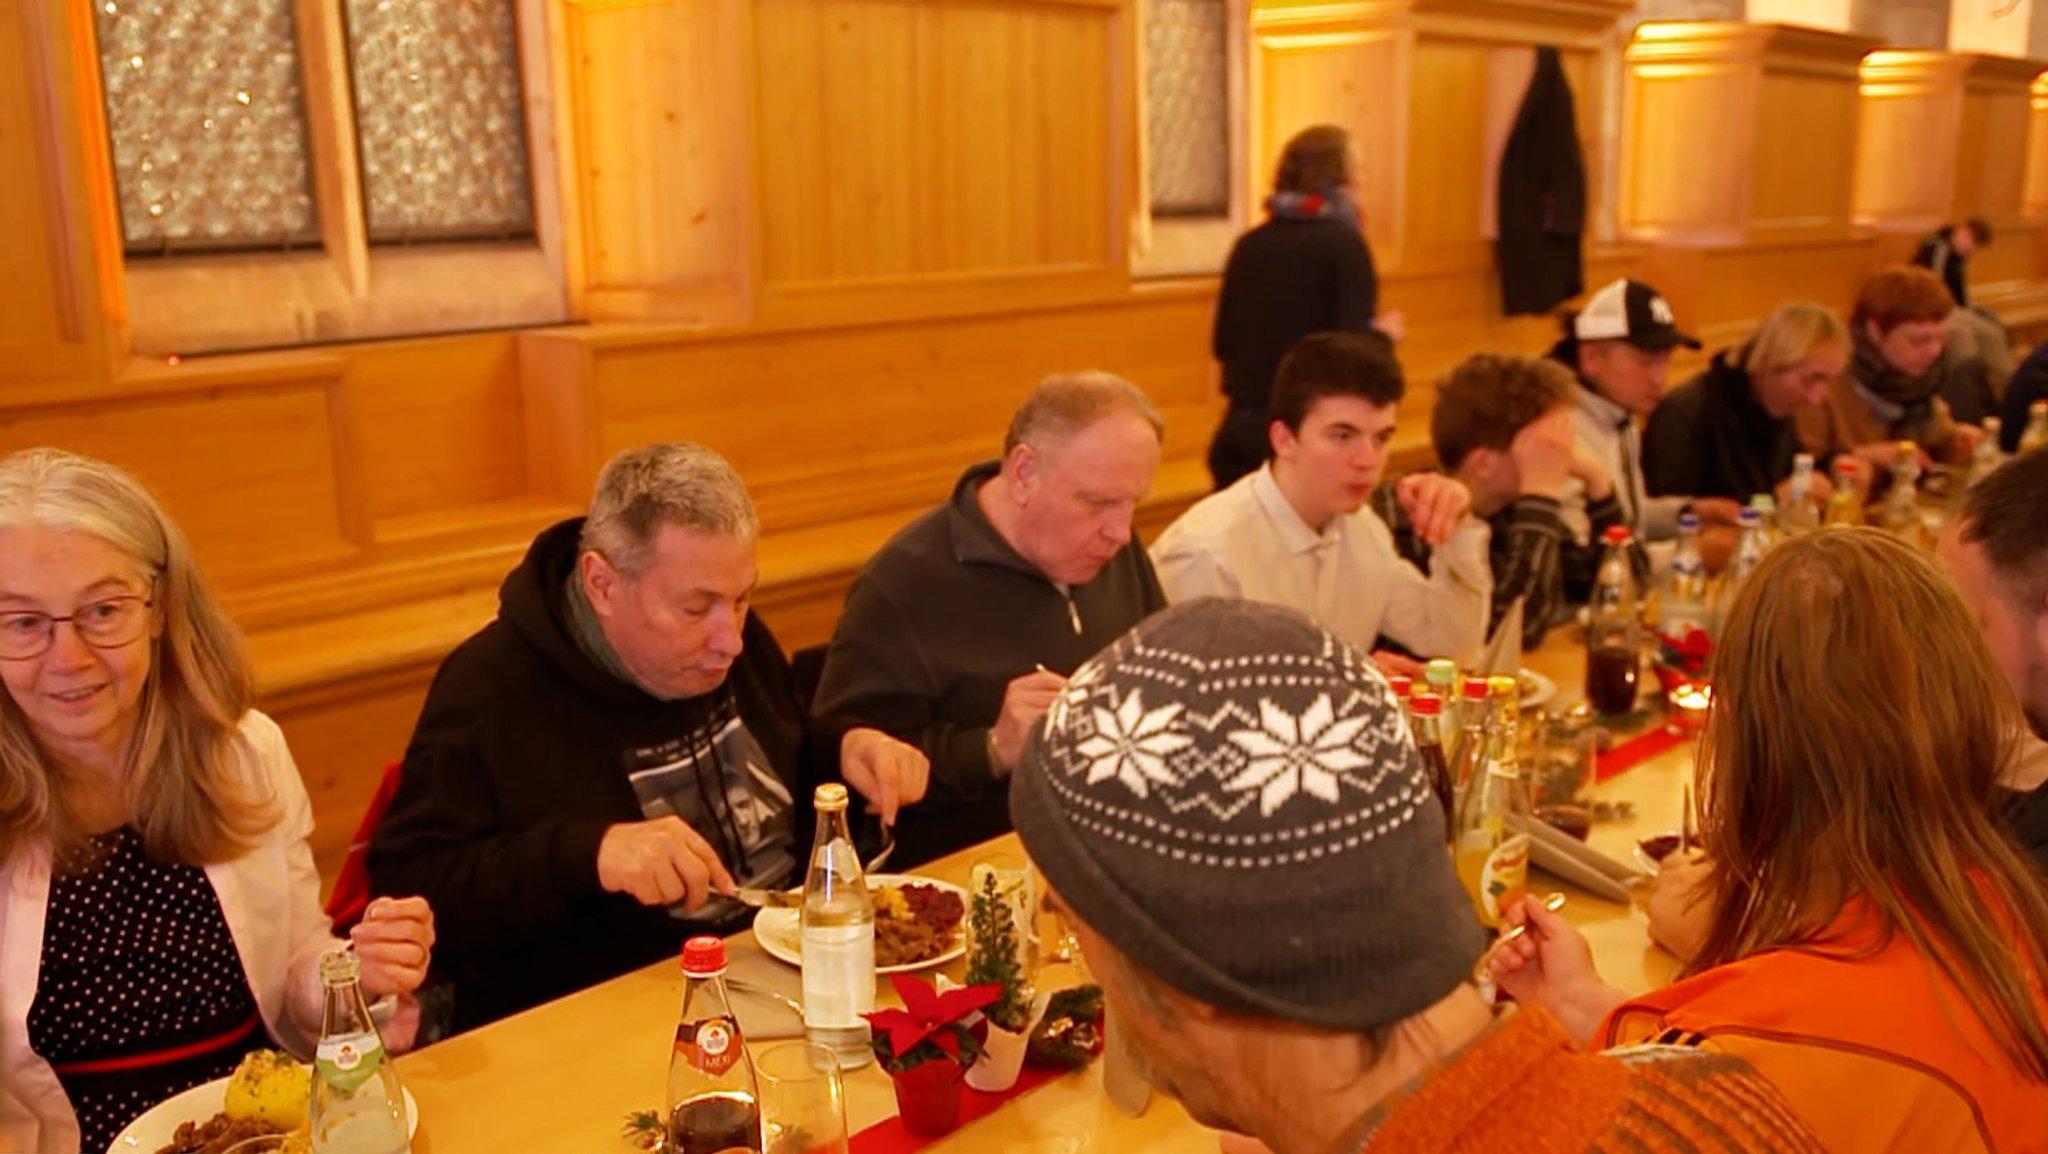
[580,443,759,576]
[1003,371,1165,456]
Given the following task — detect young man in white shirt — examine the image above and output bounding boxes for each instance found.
[1545,278,1740,545]
[1151,332,1490,673]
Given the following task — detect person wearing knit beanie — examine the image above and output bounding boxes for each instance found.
[1012,598,1825,1154]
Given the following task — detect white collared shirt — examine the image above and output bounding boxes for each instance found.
[1149,465,1492,665]
[1564,384,1686,545]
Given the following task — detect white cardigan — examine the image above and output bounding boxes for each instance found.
[0,711,338,1154]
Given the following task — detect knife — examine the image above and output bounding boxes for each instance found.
[732,886,805,909]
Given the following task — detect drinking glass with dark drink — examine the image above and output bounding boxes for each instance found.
[1585,526,1643,716]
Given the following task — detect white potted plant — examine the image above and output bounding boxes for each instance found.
[962,866,1044,1092]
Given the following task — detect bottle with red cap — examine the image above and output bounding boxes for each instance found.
[1449,676,1490,781]
[667,937,764,1154]
[1585,524,1641,716]
[1407,693,1455,837]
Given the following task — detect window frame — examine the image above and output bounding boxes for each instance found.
[1129,0,1251,280]
[76,0,567,356]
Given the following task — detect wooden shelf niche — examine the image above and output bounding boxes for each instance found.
[1623,22,1879,349]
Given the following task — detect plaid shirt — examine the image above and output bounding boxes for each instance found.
[1372,479,1624,650]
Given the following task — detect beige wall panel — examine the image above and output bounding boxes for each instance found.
[343,335,530,523]
[1256,29,1403,264]
[1405,39,1488,270]
[1972,220,2043,282]
[1956,86,2032,220]
[0,3,99,382]
[0,387,356,582]
[755,0,1113,285]
[1752,70,1858,232]
[569,0,748,297]
[1624,62,1754,238]
[1855,55,1965,228]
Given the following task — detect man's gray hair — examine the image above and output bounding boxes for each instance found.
[580,443,759,575]
[1002,371,1165,456]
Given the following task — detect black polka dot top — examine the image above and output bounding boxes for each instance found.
[27,826,269,1152]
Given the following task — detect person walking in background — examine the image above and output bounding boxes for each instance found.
[1209,125,1401,489]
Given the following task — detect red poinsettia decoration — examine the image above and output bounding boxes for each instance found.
[1651,624,1714,691]
[863,973,1002,1073]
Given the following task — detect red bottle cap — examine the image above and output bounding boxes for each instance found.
[1410,693,1443,715]
[1602,524,1633,544]
[1462,677,1489,699]
[681,936,728,976]
[1838,460,1860,475]
[1388,675,1413,699]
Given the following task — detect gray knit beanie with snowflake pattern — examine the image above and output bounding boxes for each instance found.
[1011,597,1486,1031]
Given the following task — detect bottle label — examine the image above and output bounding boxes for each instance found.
[676,1014,744,1077]
[315,1030,384,1095]
[1477,834,1531,923]
[801,923,876,1029]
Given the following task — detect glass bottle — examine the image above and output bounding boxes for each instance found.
[1453,691,1531,930]
[1662,512,1709,640]
[1748,494,1777,545]
[1423,658,1459,709]
[669,937,765,1154]
[1585,525,1641,717]
[1782,453,1820,534]
[2023,400,2048,455]
[1450,677,1490,779]
[1825,459,1865,526]
[800,784,875,1070]
[1730,506,1770,585]
[1967,418,2006,491]
[1407,692,1454,837]
[1882,441,1921,538]
[310,949,409,1154]
[1387,674,1413,711]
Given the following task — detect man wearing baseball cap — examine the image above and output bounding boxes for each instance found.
[1546,279,1740,556]
[1011,597,1825,1154]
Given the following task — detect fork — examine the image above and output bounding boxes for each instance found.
[863,823,897,875]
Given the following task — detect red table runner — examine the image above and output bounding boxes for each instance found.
[1593,724,1693,782]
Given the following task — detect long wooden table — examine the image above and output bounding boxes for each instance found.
[394,646,1692,1153]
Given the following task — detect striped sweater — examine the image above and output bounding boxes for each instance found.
[1348,1009,1825,1154]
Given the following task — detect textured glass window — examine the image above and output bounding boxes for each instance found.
[1146,0,1230,218]
[344,0,534,244]
[94,0,320,256]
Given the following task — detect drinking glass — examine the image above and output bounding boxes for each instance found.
[755,1040,849,1154]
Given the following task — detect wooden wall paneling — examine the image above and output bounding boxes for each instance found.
[2024,71,2048,219]
[1,1,107,384]
[1643,235,1876,351]
[1954,54,2044,224]
[1404,37,1491,272]
[559,0,753,324]
[1623,23,1873,244]
[751,0,1126,324]
[341,334,533,527]
[519,327,603,503]
[1855,51,1971,231]
[1971,219,2045,284]
[0,367,362,586]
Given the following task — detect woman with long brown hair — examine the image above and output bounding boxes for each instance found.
[0,449,436,1153]
[1493,527,2048,1152]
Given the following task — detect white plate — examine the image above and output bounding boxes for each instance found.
[752,874,968,975]
[1518,668,1557,712]
[107,1074,418,1153]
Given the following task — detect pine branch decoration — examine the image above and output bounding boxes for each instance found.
[964,869,1032,1032]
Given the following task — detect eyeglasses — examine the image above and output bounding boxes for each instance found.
[0,595,154,660]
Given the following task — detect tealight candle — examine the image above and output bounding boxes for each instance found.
[1668,682,1712,732]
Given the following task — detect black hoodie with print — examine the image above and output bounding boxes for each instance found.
[366,518,847,1033]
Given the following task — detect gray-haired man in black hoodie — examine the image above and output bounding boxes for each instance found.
[369,443,927,1033]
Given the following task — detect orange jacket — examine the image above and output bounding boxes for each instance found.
[1603,901,2048,1154]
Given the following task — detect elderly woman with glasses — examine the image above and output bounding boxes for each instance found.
[0,449,436,1153]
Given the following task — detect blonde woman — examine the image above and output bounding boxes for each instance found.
[1493,529,2048,1152]
[0,449,435,1153]
[1642,302,1849,506]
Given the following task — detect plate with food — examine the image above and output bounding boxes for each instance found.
[751,875,968,974]
[107,1048,417,1154]
[1518,668,1557,712]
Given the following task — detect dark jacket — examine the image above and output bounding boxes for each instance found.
[366,518,844,1032]
[1497,46,1587,317]
[2009,785,2048,876]
[1643,348,1800,504]
[1212,217,1377,411]
[814,463,1166,868]
[1913,228,1970,309]
[2001,341,2048,453]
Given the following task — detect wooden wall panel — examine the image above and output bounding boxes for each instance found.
[561,0,750,314]
[1404,39,1489,271]
[345,335,531,524]
[0,384,359,584]
[1752,68,1860,233]
[1644,235,1877,350]
[1625,60,1753,240]
[1254,25,1404,264]
[754,0,1117,287]
[0,2,102,383]
[1956,63,2037,221]
[2025,72,2048,219]
[1855,52,1969,229]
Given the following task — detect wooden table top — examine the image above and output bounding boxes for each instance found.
[396,643,1690,1154]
